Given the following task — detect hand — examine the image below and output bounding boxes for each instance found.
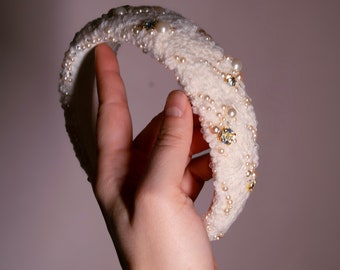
[93,44,216,270]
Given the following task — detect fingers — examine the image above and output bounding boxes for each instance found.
[133,112,208,159]
[182,153,212,200]
[132,112,163,157]
[143,90,193,189]
[94,44,132,202]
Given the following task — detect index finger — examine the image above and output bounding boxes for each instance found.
[94,44,132,202]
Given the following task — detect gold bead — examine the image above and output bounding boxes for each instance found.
[247,180,256,191]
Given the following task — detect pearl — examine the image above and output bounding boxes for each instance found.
[236,72,243,81]
[231,58,242,72]
[252,170,258,178]
[245,97,252,106]
[212,126,220,134]
[156,21,170,33]
[218,148,225,154]
[115,6,127,15]
[227,108,237,118]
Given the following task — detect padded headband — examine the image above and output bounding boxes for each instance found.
[59,5,259,241]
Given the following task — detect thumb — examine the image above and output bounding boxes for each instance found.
[146,90,193,188]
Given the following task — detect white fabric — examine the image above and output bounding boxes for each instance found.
[59,5,259,241]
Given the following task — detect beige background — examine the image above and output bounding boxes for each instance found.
[0,0,339,269]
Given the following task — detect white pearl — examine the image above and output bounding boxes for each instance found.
[156,21,170,33]
[212,126,220,133]
[115,7,127,15]
[228,108,237,118]
[231,58,243,72]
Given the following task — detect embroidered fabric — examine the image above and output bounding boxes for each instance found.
[59,5,259,241]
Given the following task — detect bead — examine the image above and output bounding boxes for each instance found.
[156,21,170,33]
[245,97,252,106]
[252,170,258,178]
[221,182,228,191]
[226,56,233,61]
[227,108,237,118]
[236,72,243,81]
[211,126,220,134]
[247,180,256,191]
[231,58,242,72]
[115,6,128,15]
[218,148,225,154]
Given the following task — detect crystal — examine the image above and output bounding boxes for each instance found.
[218,128,236,145]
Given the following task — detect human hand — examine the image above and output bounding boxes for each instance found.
[93,44,216,269]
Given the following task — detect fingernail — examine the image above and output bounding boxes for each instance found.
[165,92,187,117]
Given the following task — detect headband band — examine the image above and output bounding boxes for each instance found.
[59,5,259,241]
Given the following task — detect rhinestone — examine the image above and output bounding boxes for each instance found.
[218,128,236,145]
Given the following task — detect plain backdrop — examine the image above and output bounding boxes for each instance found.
[0,0,339,269]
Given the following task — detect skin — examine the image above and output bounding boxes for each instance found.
[93,43,217,269]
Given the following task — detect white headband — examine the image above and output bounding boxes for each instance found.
[59,5,259,241]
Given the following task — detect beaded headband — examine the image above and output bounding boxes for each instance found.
[59,5,259,241]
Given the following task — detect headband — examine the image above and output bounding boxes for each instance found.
[59,5,259,241]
